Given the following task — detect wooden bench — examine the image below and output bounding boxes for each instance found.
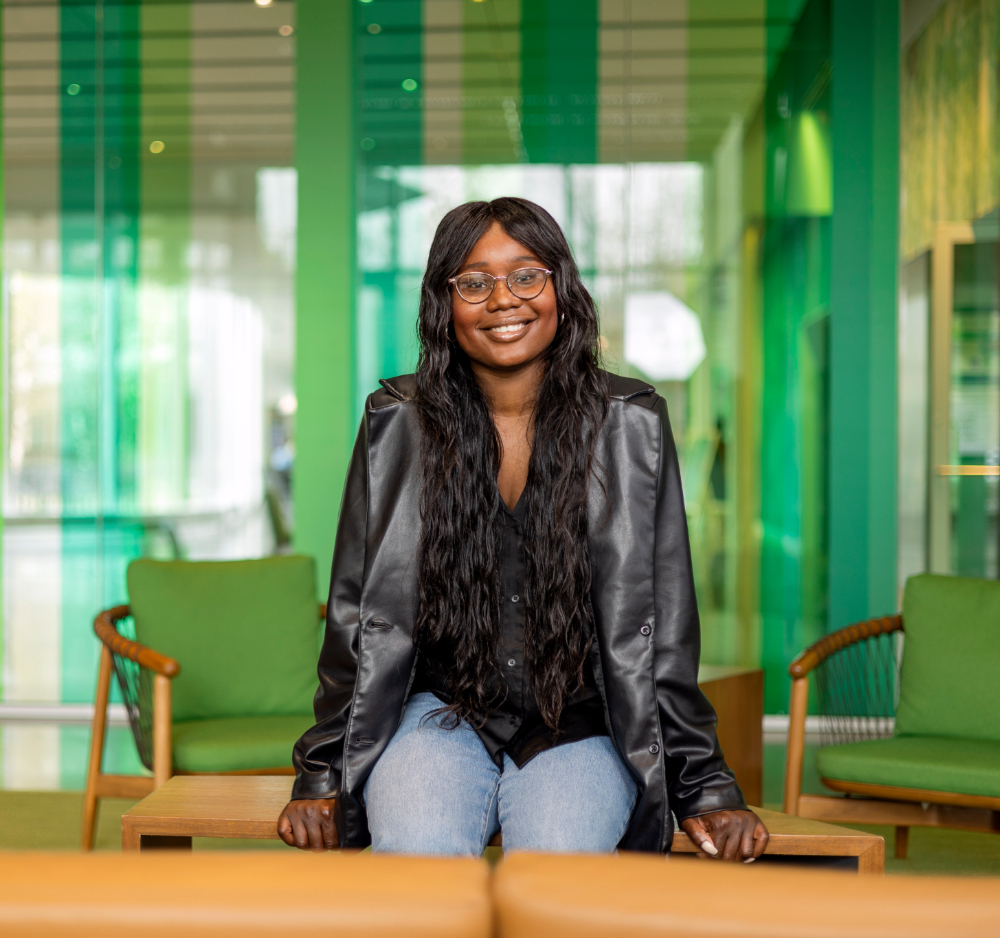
[122,775,883,873]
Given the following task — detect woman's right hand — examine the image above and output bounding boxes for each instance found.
[277,798,339,850]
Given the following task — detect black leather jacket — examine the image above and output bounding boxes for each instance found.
[291,372,746,851]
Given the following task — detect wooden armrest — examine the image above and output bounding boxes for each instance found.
[93,606,181,678]
[319,603,327,620]
[789,615,903,679]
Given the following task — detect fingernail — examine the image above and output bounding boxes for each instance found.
[744,857,755,864]
[700,840,719,857]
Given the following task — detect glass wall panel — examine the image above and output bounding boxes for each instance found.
[900,0,1000,588]
[1,0,297,788]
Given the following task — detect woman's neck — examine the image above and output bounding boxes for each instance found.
[471,358,544,419]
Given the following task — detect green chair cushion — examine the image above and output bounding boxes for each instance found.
[128,556,320,723]
[896,573,1000,742]
[816,737,1000,799]
[172,714,316,773]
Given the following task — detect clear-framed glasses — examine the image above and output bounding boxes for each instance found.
[448,267,552,304]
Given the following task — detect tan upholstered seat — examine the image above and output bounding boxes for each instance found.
[492,853,1000,938]
[0,852,491,938]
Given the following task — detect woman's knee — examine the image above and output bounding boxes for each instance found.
[498,737,638,853]
[364,694,500,855]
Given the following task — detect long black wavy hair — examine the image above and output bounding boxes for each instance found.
[413,197,609,731]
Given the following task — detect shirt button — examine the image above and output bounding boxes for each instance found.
[511,594,520,603]
[648,743,660,755]
[507,658,516,667]
[640,625,652,636]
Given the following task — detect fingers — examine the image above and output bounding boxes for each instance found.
[753,819,769,860]
[714,817,741,862]
[278,800,338,851]
[320,803,338,850]
[276,810,295,847]
[738,818,756,863]
[688,811,768,862]
[682,816,718,857]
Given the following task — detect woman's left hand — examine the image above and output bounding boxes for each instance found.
[679,810,769,862]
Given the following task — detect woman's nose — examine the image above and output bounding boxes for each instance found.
[486,279,520,312]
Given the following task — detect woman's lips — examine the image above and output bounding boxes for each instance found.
[483,320,531,340]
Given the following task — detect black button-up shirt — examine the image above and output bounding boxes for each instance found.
[413,492,608,768]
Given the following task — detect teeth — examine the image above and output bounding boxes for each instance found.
[490,323,524,334]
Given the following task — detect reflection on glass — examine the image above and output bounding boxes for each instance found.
[950,243,1000,578]
[1,1,297,788]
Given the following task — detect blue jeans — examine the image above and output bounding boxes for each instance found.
[363,691,638,855]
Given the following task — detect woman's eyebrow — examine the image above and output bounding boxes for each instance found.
[458,254,540,272]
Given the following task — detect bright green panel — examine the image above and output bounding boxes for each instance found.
[828,0,899,631]
[521,0,597,164]
[294,0,355,599]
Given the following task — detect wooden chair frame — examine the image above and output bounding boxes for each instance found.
[783,614,1000,860]
[82,603,326,851]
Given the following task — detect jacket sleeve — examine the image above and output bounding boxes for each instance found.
[651,395,748,820]
[290,410,369,801]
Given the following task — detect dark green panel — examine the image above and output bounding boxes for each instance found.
[357,0,422,165]
[521,0,597,164]
[828,0,899,632]
[759,0,832,712]
[60,0,142,702]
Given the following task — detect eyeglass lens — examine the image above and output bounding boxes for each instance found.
[453,268,548,303]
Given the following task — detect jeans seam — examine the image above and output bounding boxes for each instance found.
[478,772,500,853]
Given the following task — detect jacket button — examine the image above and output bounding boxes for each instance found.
[648,743,660,755]
[512,594,519,603]
[640,625,651,636]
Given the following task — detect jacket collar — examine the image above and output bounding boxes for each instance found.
[378,371,653,403]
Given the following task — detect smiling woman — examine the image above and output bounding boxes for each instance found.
[279,197,767,861]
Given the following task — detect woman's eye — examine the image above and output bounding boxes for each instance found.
[462,277,489,290]
[513,271,538,284]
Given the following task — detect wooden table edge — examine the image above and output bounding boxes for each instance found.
[122,815,281,848]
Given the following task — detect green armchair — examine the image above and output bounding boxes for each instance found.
[82,555,324,850]
[783,573,1000,859]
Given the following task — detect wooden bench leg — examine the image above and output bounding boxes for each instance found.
[895,826,909,860]
[858,839,885,875]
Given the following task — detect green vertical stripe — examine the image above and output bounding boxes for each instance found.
[357,0,422,164]
[295,0,356,599]
[828,0,899,631]
[60,0,143,702]
[521,0,597,163]
[759,0,832,711]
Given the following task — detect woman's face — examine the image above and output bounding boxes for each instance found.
[450,223,559,373]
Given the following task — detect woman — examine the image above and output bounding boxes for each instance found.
[278,197,768,860]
